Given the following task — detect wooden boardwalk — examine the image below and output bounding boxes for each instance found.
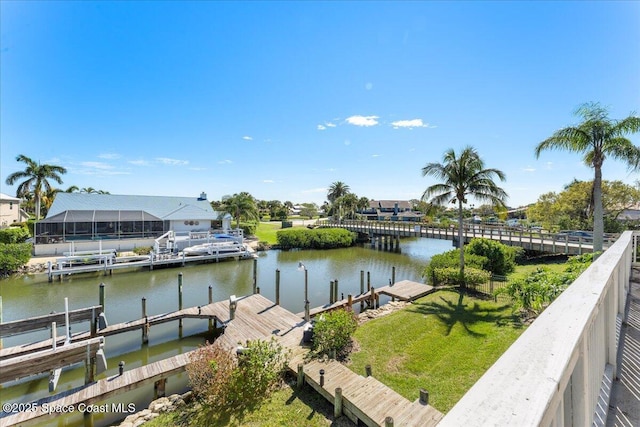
[1,292,442,427]
[298,280,436,318]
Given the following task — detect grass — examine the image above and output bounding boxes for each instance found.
[143,381,354,426]
[254,222,283,244]
[348,289,525,413]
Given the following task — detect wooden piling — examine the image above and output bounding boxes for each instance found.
[334,279,339,304]
[142,298,149,344]
[330,281,335,304]
[208,286,214,333]
[419,388,429,405]
[360,270,365,311]
[275,269,281,305]
[347,294,353,311]
[178,273,183,337]
[365,364,372,377]
[385,416,394,427]
[253,258,258,294]
[154,378,167,399]
[334,387,343,418]
[392,266,396,285]
[99,283,105,314]
[297,363,304,389]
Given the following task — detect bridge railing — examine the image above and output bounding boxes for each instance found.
[319,219,618,253]
[438,230,635,426]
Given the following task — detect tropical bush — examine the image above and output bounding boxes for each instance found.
[238,221,257,236]
[133,246,152,255]
[0,226,30,244]
[465,238,523,275]
[430,266,491,288]
[277,228,356,249]
[422,249,487,285]
[0,243,32,275]
[496,253,594,316]
[187,338,289,415]
[312,309,358,358]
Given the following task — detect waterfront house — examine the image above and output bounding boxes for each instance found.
[0,192,30,227]
[361,200,424,222]
[34,192,230,255]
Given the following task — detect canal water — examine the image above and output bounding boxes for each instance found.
[0,237,453,426]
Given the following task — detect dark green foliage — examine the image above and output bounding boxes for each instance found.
[0,226,30,243]
[431,266,491,288]
[312,309,358,358]
[465,238,523,275]
[276,228,356,249]
[423,249,487,285]
[0,243,32,274]
[239,221,257,236]
[496,253,594,316]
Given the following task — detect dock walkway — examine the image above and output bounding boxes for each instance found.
[2,289,443,427]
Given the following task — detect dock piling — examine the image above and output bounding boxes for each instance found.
[275,269,280,305]
[142,298,149,344]
[252,258,258,294]
[208,286,214,333]
[178,273,183,337]
[334,387,343,418]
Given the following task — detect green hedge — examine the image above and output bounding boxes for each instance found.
[276,228,356,249]
[0,226,30,244]
[0,243,32,275]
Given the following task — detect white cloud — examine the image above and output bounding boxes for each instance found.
[98,153,121,160]
[317,124,326,130]
[218,159,233,164]
[372,154,381,158]
[326,122,336,128]
[391,119,428,129]
[128,159,151,166]
[243,136,253,141]
[263,179,274,183]
[522,166,536,172]
[302,187,327,194]
[346,115,379,127]
[80,161,114,170]
[155,157,189,166]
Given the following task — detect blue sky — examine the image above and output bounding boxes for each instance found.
[1,1,639,208]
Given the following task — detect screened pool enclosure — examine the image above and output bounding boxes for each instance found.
[35,210,166,243]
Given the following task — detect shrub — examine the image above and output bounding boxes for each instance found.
[239,221,257,236]
[133,246,152,255]
[187,338,289,415]
[0,243,32,275]
[312,309,357,358]
[277,228,355,249]
[465,238,523,275]
[0,226,30,244]
[431,266,491,288]
[496,253,593,316]
[422,249,487,285]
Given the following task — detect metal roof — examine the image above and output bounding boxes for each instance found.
[45,193,221,221]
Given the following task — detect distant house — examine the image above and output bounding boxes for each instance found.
[360,200,423,222]
[34,192,230,255]
[0,193,30,227]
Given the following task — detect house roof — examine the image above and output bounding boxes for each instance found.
[369,200,413,209]
[45,193,221,221]
[0,193,22,202]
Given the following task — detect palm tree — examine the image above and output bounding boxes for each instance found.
[5,155,67,220]
[535,103,640,252]
[221,192,260,228]
[327,181,350,204]
[421,146,507,283]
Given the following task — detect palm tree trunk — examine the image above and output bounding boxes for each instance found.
[457,200,465,287]
[593,166,604,253]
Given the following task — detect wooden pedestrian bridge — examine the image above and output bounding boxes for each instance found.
[320,219,619,255]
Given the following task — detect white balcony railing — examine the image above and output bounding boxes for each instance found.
[439,231,635,426]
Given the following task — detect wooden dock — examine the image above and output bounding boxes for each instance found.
[298,280,436,318]
[47,246,256,281]
[1,292,442,427]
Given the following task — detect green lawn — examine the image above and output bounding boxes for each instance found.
[348,289,525,413]
[143,382,354,426]
[254,222,283,244]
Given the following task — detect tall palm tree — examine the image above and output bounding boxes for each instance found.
[327,181,350,204]
[535,103,640,252]
[221,192,259,228]
[5,155,67,220]
[421,146,507,282]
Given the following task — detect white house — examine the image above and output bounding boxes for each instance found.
[0,192,30,227]
[34,192,231,255]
